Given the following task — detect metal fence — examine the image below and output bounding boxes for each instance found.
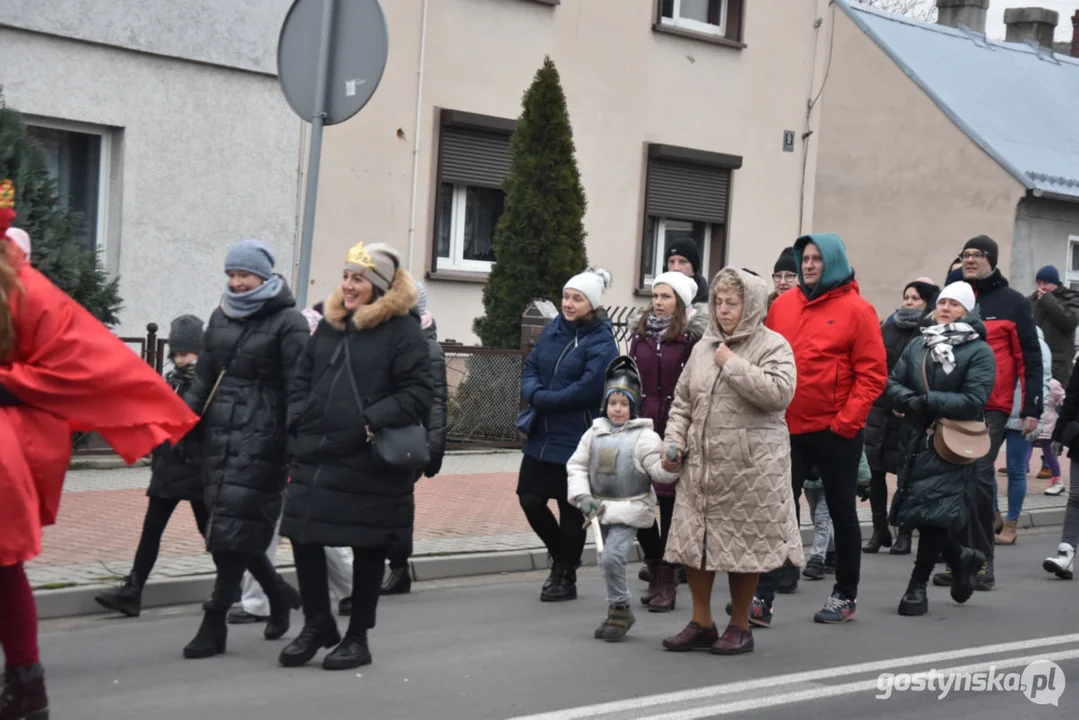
[443,345,526,449]
[604,305,644,353]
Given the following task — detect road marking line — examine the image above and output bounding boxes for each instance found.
[636,648,1079,719]
[506,633,1079,720]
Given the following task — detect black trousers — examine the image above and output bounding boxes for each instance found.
[517,455,586,566]
[208,550,282,611]
[759,430,864,603]
[388,472,420,569]
[964,410,1006,564]
[868,469,890,533]
[294,542,388,637]
[636,494,676,564]
[132,497,209,585]
[911,526,962,585]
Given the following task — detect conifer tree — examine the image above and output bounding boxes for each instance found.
[474,56,588,349]
[0,104,122,325]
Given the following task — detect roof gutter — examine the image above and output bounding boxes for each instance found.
[832,0,1036,192]
[1031,188,1079,204]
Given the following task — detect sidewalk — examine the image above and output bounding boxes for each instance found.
[26,449,1071,592]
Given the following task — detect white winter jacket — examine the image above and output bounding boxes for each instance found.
[566,417,676,529]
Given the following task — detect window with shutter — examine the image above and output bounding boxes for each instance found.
[432,111,516,274]
[639,144,741,288]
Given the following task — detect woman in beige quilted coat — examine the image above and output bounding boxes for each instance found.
[658,267,803,656]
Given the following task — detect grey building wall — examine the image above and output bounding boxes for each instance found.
[1012,198,1079,295]
[0,0,302,339]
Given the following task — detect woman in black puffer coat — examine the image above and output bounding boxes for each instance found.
[886,282,995,617]
[279,242,432,672]
[863,279,938,555]
[182,240,310,659]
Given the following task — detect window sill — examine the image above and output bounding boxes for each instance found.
[425,269,489,284]
[652,23,746,50]
[634,287,653,297]
[521,0,559,4]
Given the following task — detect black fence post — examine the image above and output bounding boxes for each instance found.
[145,323,159,370]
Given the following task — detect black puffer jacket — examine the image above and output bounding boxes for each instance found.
[422,318,448,477]
[282,269,433,549]
[1029,286,1079,384]
[147,367,203,502]
[864,317,922,474]
[184,280,310,555]
[886,314,996,532]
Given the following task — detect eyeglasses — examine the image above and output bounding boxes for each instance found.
[772,273,798,282]
[960,251,987,261]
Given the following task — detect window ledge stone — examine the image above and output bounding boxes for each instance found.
[425,269,489,284]
[652,23,745,50]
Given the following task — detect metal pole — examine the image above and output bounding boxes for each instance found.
[295,0,336,308]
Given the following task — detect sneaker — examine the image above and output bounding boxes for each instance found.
[813,593,856,624]
[725,596,773,628]
[802,556,825,580]
[974,562,995,591]
[931,567,953,587]
[1037,467,1053,480]
[1043,543,1075,580]
[1045,479,1066,496]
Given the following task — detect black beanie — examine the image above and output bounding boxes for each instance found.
[168,314,204,355]
[665,238,701,276]
[773,247,797,275]
[963,235,998,269]
[904,280,940,308]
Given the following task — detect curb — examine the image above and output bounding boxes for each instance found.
[35,507,1067,620]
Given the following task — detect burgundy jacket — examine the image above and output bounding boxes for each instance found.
[629,310,706,496]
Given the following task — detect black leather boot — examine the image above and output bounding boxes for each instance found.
[183,608,228,659]
[890,533,912,555]
[862,529,893,554]
[776,560,799,594]
[323,631,373,670]
[380,567,412,596]
[93,573,142,618]
[278,617,342,667]
[541,562,577,602]
[897,580,928,616]
[0,664,49,720]
[264,575,303,641]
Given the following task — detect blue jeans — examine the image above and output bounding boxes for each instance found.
[995,429,1029,522]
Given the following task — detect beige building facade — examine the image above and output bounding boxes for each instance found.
[310,0,832,344]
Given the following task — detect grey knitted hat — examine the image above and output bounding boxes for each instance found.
[224,239,275,280]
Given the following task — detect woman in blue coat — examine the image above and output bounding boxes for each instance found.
[519,268,619,602]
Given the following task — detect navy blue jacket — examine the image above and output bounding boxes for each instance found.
[521,310,618,464]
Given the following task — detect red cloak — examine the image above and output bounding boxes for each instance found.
[0,244,199,565]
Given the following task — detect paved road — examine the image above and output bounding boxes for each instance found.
[41,527,1074,719]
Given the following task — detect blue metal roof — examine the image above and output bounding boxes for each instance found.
[836,0,1079,201]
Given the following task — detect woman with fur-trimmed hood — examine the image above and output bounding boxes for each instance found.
[280,242,432,672]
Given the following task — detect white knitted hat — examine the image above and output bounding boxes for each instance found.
[938,281,975,312]
[564,267,612,311]
[651,271,697,308]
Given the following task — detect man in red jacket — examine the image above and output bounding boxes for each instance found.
[759,233,886,624]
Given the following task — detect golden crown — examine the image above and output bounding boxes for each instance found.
[0,180,14,209]
[345,242,376,270]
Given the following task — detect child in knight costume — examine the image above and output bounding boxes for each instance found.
[567,356,678,641]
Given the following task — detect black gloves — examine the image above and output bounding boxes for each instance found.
[0,382,21,407]
[424,453,444,479]
[856,483,871,502]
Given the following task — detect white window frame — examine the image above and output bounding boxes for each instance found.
[24,116,112,257]
[660,0,727,37]
[436,183,497,273]
[645,217,710,286]
[1065,235,1079,290]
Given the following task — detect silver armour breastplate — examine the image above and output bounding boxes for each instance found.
[588,427,652,500]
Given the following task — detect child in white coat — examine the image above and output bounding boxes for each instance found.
[567,356,677,641]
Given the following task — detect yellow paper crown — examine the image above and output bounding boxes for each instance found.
[0,180,14,209]
[345,242,376,270]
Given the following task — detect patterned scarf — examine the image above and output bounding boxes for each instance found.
[645,313,674,343]
[921,322,979,375]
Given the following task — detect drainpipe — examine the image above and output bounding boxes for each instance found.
[406,0,430,274]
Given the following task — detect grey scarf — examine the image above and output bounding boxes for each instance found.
[893,307,924,330]
[221,275,282,320]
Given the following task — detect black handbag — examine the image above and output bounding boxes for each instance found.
[343,340,430,470]
[371,425,430,470]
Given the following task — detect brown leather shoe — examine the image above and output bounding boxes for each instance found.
[709,625,754,655]
[648,563,677,613]
[662,621,719,651]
